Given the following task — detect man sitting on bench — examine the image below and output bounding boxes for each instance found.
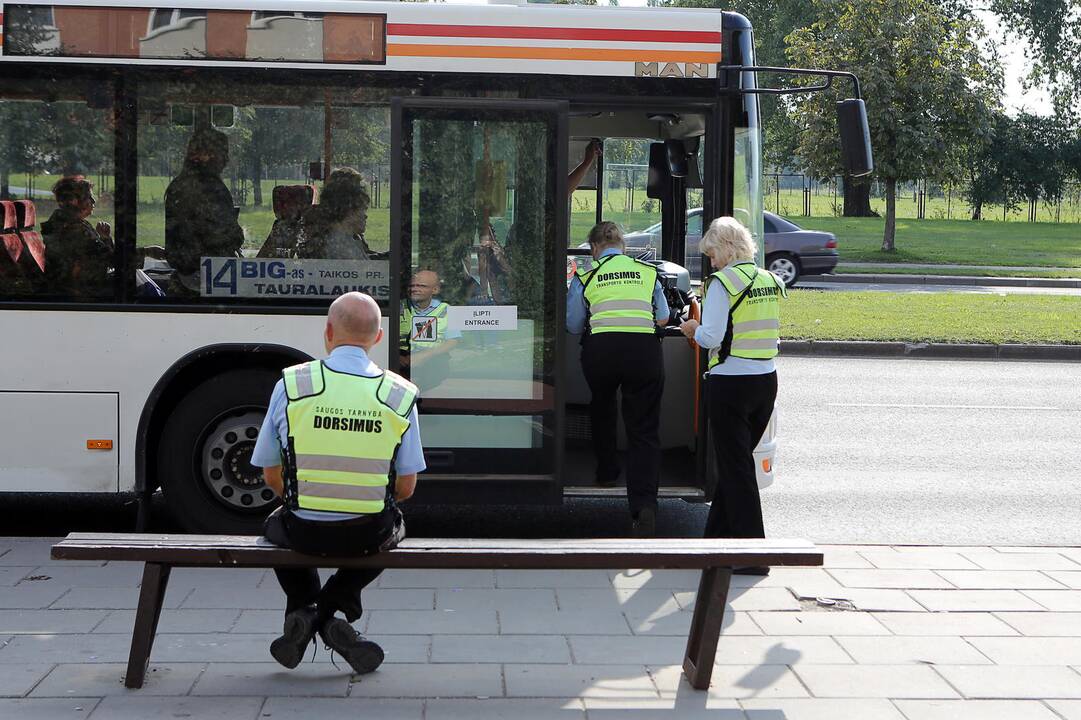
[250,291,425,674]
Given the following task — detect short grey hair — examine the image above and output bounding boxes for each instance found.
[587,221,623,249]
[699,216,757,267]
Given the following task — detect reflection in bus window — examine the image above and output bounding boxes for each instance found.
[0,76,116,301]
[136,80,393,305]
[405,115,551,401]
[400,269,460,390]
[5,6,385,63]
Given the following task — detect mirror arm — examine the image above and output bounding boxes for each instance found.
[717,65,862,99]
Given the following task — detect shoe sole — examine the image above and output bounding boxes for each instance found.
[270,612,315,669]
[323,621,385,675]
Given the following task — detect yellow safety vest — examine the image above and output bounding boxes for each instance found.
[400,301,449,353]
[704,262,786,367]
[576,253,658,334]
[282,360,417,515]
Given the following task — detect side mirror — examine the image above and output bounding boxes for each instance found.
[837,99,873,177]
[665,139,689,179]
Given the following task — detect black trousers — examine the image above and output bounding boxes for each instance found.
[264,506,404,623]
[581,332,665,517]
[704,372,777,538]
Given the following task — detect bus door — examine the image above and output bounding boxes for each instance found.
[391,98,568,503]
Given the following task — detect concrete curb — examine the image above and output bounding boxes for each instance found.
[812,273,1081,288]
[780,340,1081,362]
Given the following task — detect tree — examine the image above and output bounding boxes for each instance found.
[786,0,1001,250]
[961,113,1012,220]
[991,0,1081,121]
[999,113,1069,217]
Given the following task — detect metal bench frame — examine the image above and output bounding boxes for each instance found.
[52,533,822,690]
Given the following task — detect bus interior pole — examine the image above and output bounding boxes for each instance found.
[323,90,333,180]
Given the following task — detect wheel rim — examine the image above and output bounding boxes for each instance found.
[770,257,797,285]
[199,408,276,512]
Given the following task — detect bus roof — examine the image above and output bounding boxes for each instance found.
[0,0,726,78]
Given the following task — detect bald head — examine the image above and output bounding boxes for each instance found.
[325,292,382,351]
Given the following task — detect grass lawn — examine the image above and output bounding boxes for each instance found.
[784,290,1081,345]
[835,266,1081,279]
[794,216,1081,268]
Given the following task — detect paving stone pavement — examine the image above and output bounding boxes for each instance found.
[0,538,1079,718]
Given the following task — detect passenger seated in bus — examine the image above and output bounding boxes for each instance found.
[41,177,114,299]
[257,185,316,259]
[296,168,379,260]
[165,127,244,294]
[399,269,460,387]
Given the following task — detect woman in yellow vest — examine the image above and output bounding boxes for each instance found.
[680,217,785,573]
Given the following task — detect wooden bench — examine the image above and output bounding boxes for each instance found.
[51,533,822,691]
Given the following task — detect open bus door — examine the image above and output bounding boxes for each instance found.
[391,97,568,504]
[561,115,713,504]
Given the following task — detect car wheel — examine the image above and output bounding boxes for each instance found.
[158,369,280,533]
[766,253,801,288]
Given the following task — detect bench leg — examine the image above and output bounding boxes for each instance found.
[682,566,732,690]
[125,562,172,689]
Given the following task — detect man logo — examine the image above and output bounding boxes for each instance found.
[635,62,710,79]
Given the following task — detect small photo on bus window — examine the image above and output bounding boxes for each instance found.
[0,75,117,303]
[135,77,393,305]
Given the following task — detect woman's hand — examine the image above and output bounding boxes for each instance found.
[679,318,700,339]
[96,221,112,241]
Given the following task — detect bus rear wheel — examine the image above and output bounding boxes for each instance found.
[158,369,279,534]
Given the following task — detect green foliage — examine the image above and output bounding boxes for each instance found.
[785,0,1002,249]
[991,0,1081,120]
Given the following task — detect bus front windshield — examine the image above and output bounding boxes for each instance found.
[733,70,764,262]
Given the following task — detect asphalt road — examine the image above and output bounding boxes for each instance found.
[3,357,1078,546]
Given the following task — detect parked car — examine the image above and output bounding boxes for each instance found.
[622,209,838,287]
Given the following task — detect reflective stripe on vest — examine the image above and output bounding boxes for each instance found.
[282,361,417,515]
[400,301,449,350]
[705,263,785,366]
[576,254,657,335]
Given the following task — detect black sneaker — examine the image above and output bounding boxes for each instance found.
[270,606,318,669]
[632,507,657,538]
[319,617,385,675]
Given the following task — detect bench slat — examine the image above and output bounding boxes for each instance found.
[52,533,822,570]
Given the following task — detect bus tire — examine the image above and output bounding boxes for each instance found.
[158,368,279,534]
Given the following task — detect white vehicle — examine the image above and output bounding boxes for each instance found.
[0,0,868,532]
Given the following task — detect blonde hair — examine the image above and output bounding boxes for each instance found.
[587,221,623,249]
[699,216,757,267]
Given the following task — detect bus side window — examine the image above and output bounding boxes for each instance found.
[0,76,117,303]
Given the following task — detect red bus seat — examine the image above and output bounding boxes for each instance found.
[14,200,46,273]
[0,200,16,232]
[1,233,22,264]
[14,199,36,229]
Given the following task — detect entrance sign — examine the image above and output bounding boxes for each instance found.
[447,305,518,332]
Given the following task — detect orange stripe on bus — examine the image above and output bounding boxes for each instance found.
[387,44,720,63]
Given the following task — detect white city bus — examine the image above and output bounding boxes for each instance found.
[0,0,870,532]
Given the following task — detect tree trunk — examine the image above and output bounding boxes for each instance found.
[970,200,983,221]
[0,167,9,200]
[881,178,897,252]
[250,154,263,207]
[842,175,877,217]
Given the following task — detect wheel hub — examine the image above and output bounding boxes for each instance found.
[201,410,277,511]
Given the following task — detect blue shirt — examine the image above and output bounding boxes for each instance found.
[566,248,670,334]
[695,264,776,375]
[251,344,426,520]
